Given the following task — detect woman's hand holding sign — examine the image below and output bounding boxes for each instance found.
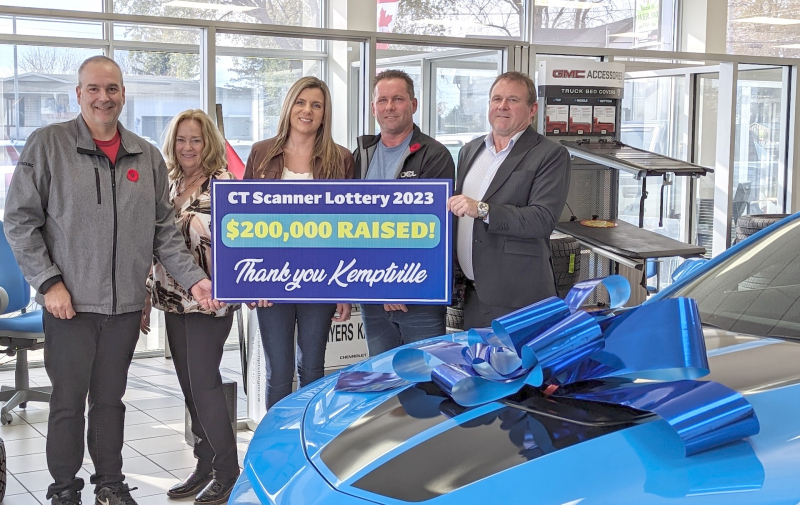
[247,300,274,309]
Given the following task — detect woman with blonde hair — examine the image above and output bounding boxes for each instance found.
[141,109,240,503]
[244,76,354,409]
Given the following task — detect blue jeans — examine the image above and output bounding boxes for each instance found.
[256,303,336,409]
[361,304,446,357]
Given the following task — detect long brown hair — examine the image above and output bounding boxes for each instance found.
[162,109,227,180]
[260,76,345,180]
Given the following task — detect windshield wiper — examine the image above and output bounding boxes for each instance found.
[767,334,800,342]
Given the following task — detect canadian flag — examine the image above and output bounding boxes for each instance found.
[377,0,398,32]
[377,0,399,49]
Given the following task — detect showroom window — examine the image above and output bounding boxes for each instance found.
[728,0,800,57]
[378,0,523,39]
[380,0,677,49]
[113,0,323,28]
[367,44,503,167]
[114,49,202,148]
[693,66,787,254]
[0,17,103,38]
[0,45,104,219]
[619,75,688,242]
[216,33,329,161]
[0,0,102,11]
[533,0,677,50]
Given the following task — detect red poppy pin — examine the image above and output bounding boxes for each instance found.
[127,169,139,182]
[409,143,421,153]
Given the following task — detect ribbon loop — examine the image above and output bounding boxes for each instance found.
[564,276,631,313]
[335,275,760,457]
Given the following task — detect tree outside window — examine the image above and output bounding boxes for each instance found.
[728,0,800,57]
[384,0,676,49]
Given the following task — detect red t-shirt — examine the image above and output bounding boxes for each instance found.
[94,130,121,165]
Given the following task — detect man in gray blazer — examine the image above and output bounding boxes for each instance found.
[448,71,571,330]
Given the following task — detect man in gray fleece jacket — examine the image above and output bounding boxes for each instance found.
[3,56,223,505]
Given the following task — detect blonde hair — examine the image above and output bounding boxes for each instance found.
[260,77,345,180]
[162,109,227,180]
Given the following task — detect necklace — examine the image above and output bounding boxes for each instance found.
[176,172,205,197]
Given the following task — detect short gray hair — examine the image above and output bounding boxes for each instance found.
[490,71,537,106]
[78,55,124,87]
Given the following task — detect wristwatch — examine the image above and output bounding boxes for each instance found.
[476,201,489,220]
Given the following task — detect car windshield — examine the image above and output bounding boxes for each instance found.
[669,217,800,338]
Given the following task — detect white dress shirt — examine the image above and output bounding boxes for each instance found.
[456,130,525,281]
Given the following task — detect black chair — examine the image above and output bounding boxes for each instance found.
[0,220,50,425]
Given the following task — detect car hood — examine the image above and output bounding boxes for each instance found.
[297,330,800,504]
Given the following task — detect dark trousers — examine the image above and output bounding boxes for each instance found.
[255,303,335,409]
[164,312,239,484]
[463,284,520,331]
[43,311,140,498]
[361,304,446,357]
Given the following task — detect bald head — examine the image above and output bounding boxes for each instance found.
[78,56,124,87]
[76,55,126,138]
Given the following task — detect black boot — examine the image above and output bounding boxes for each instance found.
[194,479,236,505]
[167,470,213,499]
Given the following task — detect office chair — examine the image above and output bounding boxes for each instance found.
[0,220,50,425]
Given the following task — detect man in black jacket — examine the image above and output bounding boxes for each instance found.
[354,69,455,356]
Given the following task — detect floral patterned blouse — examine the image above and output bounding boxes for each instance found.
[148,167,239,317]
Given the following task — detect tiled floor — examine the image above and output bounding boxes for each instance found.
[0,350,251,504]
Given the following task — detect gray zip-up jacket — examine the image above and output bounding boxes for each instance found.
[3,115,207,315]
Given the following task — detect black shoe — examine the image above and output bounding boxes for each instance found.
[95,483,139,505]
[52,489,82,505]
[167,471,213,498]
[194,479,236,505]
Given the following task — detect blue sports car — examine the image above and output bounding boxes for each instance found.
[231,212,800,504]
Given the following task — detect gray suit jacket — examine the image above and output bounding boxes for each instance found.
[455,126,571,308]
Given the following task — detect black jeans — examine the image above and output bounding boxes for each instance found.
[255,303,336,409]
[43,311,140,498]
[164,312,239,484]
[463,284,521,330]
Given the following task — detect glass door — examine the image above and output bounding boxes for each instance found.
[693,72,719,254]
[619,75,689,242]
[734,68,785,217]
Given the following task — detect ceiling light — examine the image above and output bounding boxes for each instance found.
[163,1,257,12]
[777,43,800,48]
[733,16,800,25]
[536,0,599,9]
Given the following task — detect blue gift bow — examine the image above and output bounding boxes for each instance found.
[335,276,760,456]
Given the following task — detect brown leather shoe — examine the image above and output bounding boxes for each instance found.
[167,471,212,499]
[193,479,235,505]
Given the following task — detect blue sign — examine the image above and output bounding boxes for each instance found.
[211,180,452,303]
